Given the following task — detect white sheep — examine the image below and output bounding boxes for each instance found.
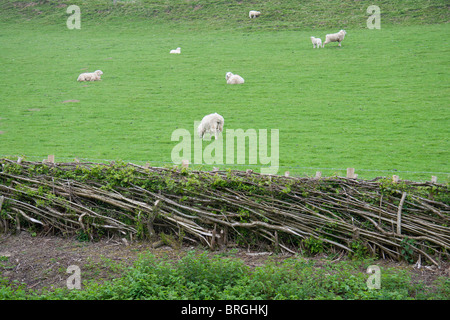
[323,30,347,47]
[77,70,103,81]
[198,113,224,140]
[310,36,323,48]
[170,47,181,54]
[226,72,245,84]
[249,10,261,18]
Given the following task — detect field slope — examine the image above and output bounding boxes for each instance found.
[0,1,449,181]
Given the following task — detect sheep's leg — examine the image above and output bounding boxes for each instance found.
[198,128,205,139]
[212,124,218,139]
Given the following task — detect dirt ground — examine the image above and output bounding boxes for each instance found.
[1,232,449,294]
[0,232,289,292]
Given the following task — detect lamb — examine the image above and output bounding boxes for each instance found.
[77,70,103,81]
[170,47,181,54]
[249,10,261,18]
[198,113,224,140]
[226,72,245,84]
[323,30,347,47]
[310,36,323,48]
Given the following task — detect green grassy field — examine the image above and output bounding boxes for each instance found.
[0,1,449,181]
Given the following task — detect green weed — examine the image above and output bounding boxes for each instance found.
[2,251,448,300]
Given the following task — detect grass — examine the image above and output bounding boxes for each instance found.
[0,1,449,182]
[1,251,449,300]
[0,1,448,302]
[1,1,448,29]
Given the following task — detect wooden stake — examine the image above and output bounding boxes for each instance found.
[397,192,407,235]
[315,171,322,179]
[211,227,217,250]
[431,176,437,183]
[223,227,228,246]
[217,229,224,247]
[147,200,160,240]
[284,171,290,177]
[392,175,399,183]
[347,168,356,179]
[181,159,189,169]
[15,212,21,234]
[47,155,55,164]
[274,231,279,251]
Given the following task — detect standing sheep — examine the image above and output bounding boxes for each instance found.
[198,113,224,140]
[323,30,347,47]
[226,72,245,84]
[170,47,181,54]
[249,10,261,18]
[77,70,103,81]
[310,36,323,48]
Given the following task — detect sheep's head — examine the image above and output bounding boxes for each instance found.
[340,30,347,35]
[225,72,233,80]
[95,70,103,76]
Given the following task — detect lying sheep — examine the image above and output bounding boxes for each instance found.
[170,47,181,54]
[310,36,323,48]
[198,113,224,140]
[77,70,103,81]
[226,72,245,84]
[323,30,346,47]
[249,10,261,18]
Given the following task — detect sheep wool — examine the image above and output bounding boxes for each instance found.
[170,47,181,54]
[198,113,225,140]
[226,72,245,84]
[249,10,261,18]
[77,70,103,82]
[310,36,323,48]
[323,30,347,47]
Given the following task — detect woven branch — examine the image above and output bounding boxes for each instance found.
[0,158,448,265]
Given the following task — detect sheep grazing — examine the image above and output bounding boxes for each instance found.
[310,36,323,48]
[323,30,347,47]
[170,47,181,54]
[198,113,224,140]
[249,10,261,18]
[226,72,245,84]
[77,70,103,81]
